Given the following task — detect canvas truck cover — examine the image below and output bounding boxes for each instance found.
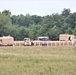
[0,36,14,46]
[59,34,74,41]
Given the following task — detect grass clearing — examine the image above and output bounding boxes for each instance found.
[0,46,76,75]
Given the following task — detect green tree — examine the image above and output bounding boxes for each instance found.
[0,13,12,36]
[28,24,41,39]
[65,28,73,34]
[61,8,70,17]
[48,26,60,40]
[73,27,76,36]
[0,9,75,40]
[18,27,28,40]
[2,10,11,16]
[66,13,76,28]
[11,15,18,25]
[15,15,34,27]
[31,15,42,24]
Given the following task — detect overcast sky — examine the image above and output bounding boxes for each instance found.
[0,0,76,16]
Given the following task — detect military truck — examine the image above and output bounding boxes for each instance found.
[0,36,14,46]
[24,38,33,46]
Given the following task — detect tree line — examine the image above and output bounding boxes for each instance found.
[0,8,76,40]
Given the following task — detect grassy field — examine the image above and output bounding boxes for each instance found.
[0,46,76,75]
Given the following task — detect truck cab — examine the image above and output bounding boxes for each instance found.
[38,36,49,41]
[24,38,32,46]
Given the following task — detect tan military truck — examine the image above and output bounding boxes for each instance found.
[0,36,14,46]
[24,38,33,46]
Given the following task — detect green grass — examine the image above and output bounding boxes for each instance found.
[0,46,76,75]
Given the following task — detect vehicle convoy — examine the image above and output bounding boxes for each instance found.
[31,34,76,46]
[0,34,76,46]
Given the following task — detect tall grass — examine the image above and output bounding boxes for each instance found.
[0,46,76,75]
